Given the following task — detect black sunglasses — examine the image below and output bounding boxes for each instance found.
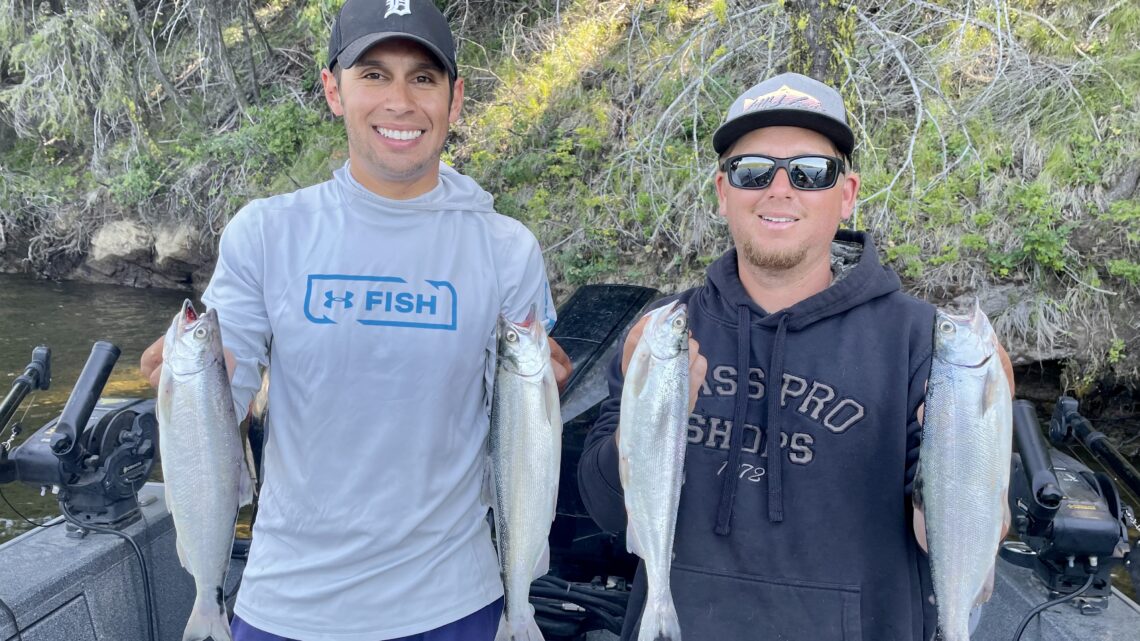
[720,154,846,191]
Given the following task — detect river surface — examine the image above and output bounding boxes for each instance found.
[0,272,189,543]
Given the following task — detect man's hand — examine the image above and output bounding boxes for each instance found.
[549,337,572,393]
[620,315,706,413]
[615,314,707,448]
[140,335,237,389]
[140,337,166,389]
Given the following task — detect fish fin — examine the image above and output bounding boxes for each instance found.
[626,347,651,399]
[543,366,563,525]
[982,362,1010,415]
[625,517,645,558]
[175,535,190,571]
[531,542,551,582]
[509,605,546,641]
[911,460,925,512]
[974,560,997,606]
[481,452,497,508]
[640,590,682,641]
[494,613,509,641]
[182,588,232,641]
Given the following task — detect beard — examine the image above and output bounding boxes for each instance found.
[738,236,808,271]
[346,125,447,185]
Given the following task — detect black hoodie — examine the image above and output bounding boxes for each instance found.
[578,230,937,641]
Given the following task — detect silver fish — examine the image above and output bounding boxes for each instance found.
[619,302,689,641]
[916,303,1012,641]
[491,307,562,641]
[157,300,253,641]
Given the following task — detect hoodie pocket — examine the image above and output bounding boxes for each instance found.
[671,563,863,641]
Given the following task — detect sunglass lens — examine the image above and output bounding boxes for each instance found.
[788,157,837,189]
[731,156,777,189]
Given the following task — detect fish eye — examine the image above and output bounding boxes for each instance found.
[193,326,208,339]
[505,330,518,343]
[938,320,955,334]
[672,317,686,330]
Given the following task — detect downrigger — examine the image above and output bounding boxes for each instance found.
[0,342,158,530]
[1002,396,1137,614]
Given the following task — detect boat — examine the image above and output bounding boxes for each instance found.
[1,285,1137,640]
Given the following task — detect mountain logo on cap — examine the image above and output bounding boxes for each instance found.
[743,85,824,114]
[385,0,411,18]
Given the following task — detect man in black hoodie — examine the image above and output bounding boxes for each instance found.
[577,72,1014,641]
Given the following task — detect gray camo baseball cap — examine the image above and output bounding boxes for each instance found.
[712,72,855,158]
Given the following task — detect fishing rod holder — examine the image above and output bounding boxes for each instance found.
[1004,399,1133,611]
[0,342,157,529]
[0,345,52,444]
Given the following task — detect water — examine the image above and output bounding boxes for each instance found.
[0,272,189,543]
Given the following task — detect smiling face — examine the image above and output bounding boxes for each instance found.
[715,126,859,278]
[321,38,464,199]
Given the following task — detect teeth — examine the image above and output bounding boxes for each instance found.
[375,127,423,141]
[763,216,795,223]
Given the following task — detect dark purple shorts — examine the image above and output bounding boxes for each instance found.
[230,597,504,641]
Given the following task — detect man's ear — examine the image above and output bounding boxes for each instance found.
[448,77,465,124]
[714,170,729,218]
[839,170,860,222]
[321,68,344,117]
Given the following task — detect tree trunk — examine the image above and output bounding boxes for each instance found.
[201,0,249,115]
[784,0,854,88]
[124,0,187,113]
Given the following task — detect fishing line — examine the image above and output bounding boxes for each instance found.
[0,488,56,530]
[1010,573,1096,641]
[60,503,156,641]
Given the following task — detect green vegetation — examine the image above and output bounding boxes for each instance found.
[0,0,1138,386]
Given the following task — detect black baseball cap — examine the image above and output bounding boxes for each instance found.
[712,73,855,158]
[327,0,457,79]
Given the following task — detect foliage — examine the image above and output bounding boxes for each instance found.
[0,0,1139,386]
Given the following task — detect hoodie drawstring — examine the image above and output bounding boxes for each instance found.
[765,313,788,523]
[714,305,754,535]
[714,307,788,535]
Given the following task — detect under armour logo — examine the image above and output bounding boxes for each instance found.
[385,0,410,18]
[324,290,354,309]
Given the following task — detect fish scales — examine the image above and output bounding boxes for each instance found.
[619,302,689,641]
[158,300,252,641]
[491,309,562,641]
[918,304,1012,641]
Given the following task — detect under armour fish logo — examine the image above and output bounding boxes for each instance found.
[385,0,410,18]
[324,290,355,309]
[305,275,458,330]
[743,85,825,114]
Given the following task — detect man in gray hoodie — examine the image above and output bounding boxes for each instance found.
[141,1,570,639]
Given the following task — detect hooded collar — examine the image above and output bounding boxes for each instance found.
[699,229,901,331]
[334,160,498,214]
[706,229,901,532]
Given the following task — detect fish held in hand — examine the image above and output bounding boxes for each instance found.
[619,302,690,641]
[915,302,1012,641]
[491,306,562,641]
[157,300,253,641]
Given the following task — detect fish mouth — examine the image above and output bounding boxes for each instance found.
[942,352,992,369]
[175,299,197,334]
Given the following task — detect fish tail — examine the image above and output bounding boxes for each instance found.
[509,617,546,641]
[638,589,682,641]
[182,588,232,641]
[494,603,545,641]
